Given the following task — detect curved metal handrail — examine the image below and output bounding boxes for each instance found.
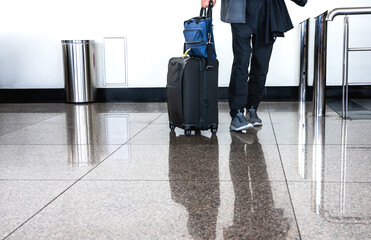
[327,7,371,21]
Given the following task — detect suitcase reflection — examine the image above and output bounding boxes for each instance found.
[169,133,220,239]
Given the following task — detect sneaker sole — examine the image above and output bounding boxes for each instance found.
[252,122,262,127]
[230,123,254,131]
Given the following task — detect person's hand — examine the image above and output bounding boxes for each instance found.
[201,0,216,8]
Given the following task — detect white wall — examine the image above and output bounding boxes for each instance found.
[0,0,370,89]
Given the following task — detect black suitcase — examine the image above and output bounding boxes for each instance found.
[166,57,218,136]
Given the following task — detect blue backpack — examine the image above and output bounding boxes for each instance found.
[183,1,216,70]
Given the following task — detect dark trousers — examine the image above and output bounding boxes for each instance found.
[229,23,274,117]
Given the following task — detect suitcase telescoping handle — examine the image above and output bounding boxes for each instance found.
[200,1,214,70]
[200,1,213,18]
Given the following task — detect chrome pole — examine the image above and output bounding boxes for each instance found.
[299,19,310,102]
[298,19,309,178]
[313,12,328,117]
[342,16,350,119]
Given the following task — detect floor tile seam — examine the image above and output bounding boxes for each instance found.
[0,143,280,146]
[267,104,302,240]
[1,113,164,207]
[0,144,125,146]
[277,143,371,145]
[2,141,127,239]
[276,143,371,146]
[0,179,77,181]
[2,129,155,238]
[124,143,280,146]
[285,180,371,184]
[3,179,369,184]
[0,124,34,126]
[150,122,274,125]
[76,112,166,182]
[4,143,367,146]
[271,121,371,124]
[58,112,168,184]
[0,113,64,138]
[95,111,167,113]
[77,179,288,182]
[2,177,83,240]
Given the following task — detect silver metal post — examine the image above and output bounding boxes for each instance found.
[299,19,310,102]
[342,16,350,119]
[298,18,309,177]
[313,12,328,117]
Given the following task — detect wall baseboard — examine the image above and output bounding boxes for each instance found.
[0,86,370,103]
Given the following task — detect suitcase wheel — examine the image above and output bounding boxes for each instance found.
[169,123,175,131]
[185,130,192,136]
[211,128,218,134]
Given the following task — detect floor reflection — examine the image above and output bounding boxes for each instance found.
[65,104,129,166]
[294,99,371,225]
[297,100,307,178]
[168,133,220,240]
[225,130,290,239]
[310,117,371,224]
[66,104,97,166]
[312,116,326,215]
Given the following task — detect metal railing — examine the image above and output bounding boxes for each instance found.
[310,7,371,118]
[327,7,371,118]
[297,8,371,224]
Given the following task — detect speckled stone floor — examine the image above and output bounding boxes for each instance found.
[0,102,370,240]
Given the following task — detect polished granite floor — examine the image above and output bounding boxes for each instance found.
[0,102,370,240]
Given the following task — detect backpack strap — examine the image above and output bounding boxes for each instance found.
[206,33,213,70]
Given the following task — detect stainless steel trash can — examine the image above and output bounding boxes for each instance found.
[62,40,96,103]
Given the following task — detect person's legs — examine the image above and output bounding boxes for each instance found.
[245,11,275,127]
[229,23,254,118]
[245,35,274,111]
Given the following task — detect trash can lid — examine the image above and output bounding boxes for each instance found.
[61,40,95,44]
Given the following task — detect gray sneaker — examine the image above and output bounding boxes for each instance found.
[230,111,254,131]
[248,107,262,126]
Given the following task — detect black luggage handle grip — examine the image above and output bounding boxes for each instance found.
[200,1,213,18]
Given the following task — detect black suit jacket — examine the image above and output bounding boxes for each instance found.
[221,0,308,44]
[265,0,307,44]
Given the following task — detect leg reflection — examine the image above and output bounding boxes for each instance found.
[224,130,290,239]
[168,133,220,240]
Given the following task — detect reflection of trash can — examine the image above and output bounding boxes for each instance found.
[62,40,96,103]
[66,104,98,166]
